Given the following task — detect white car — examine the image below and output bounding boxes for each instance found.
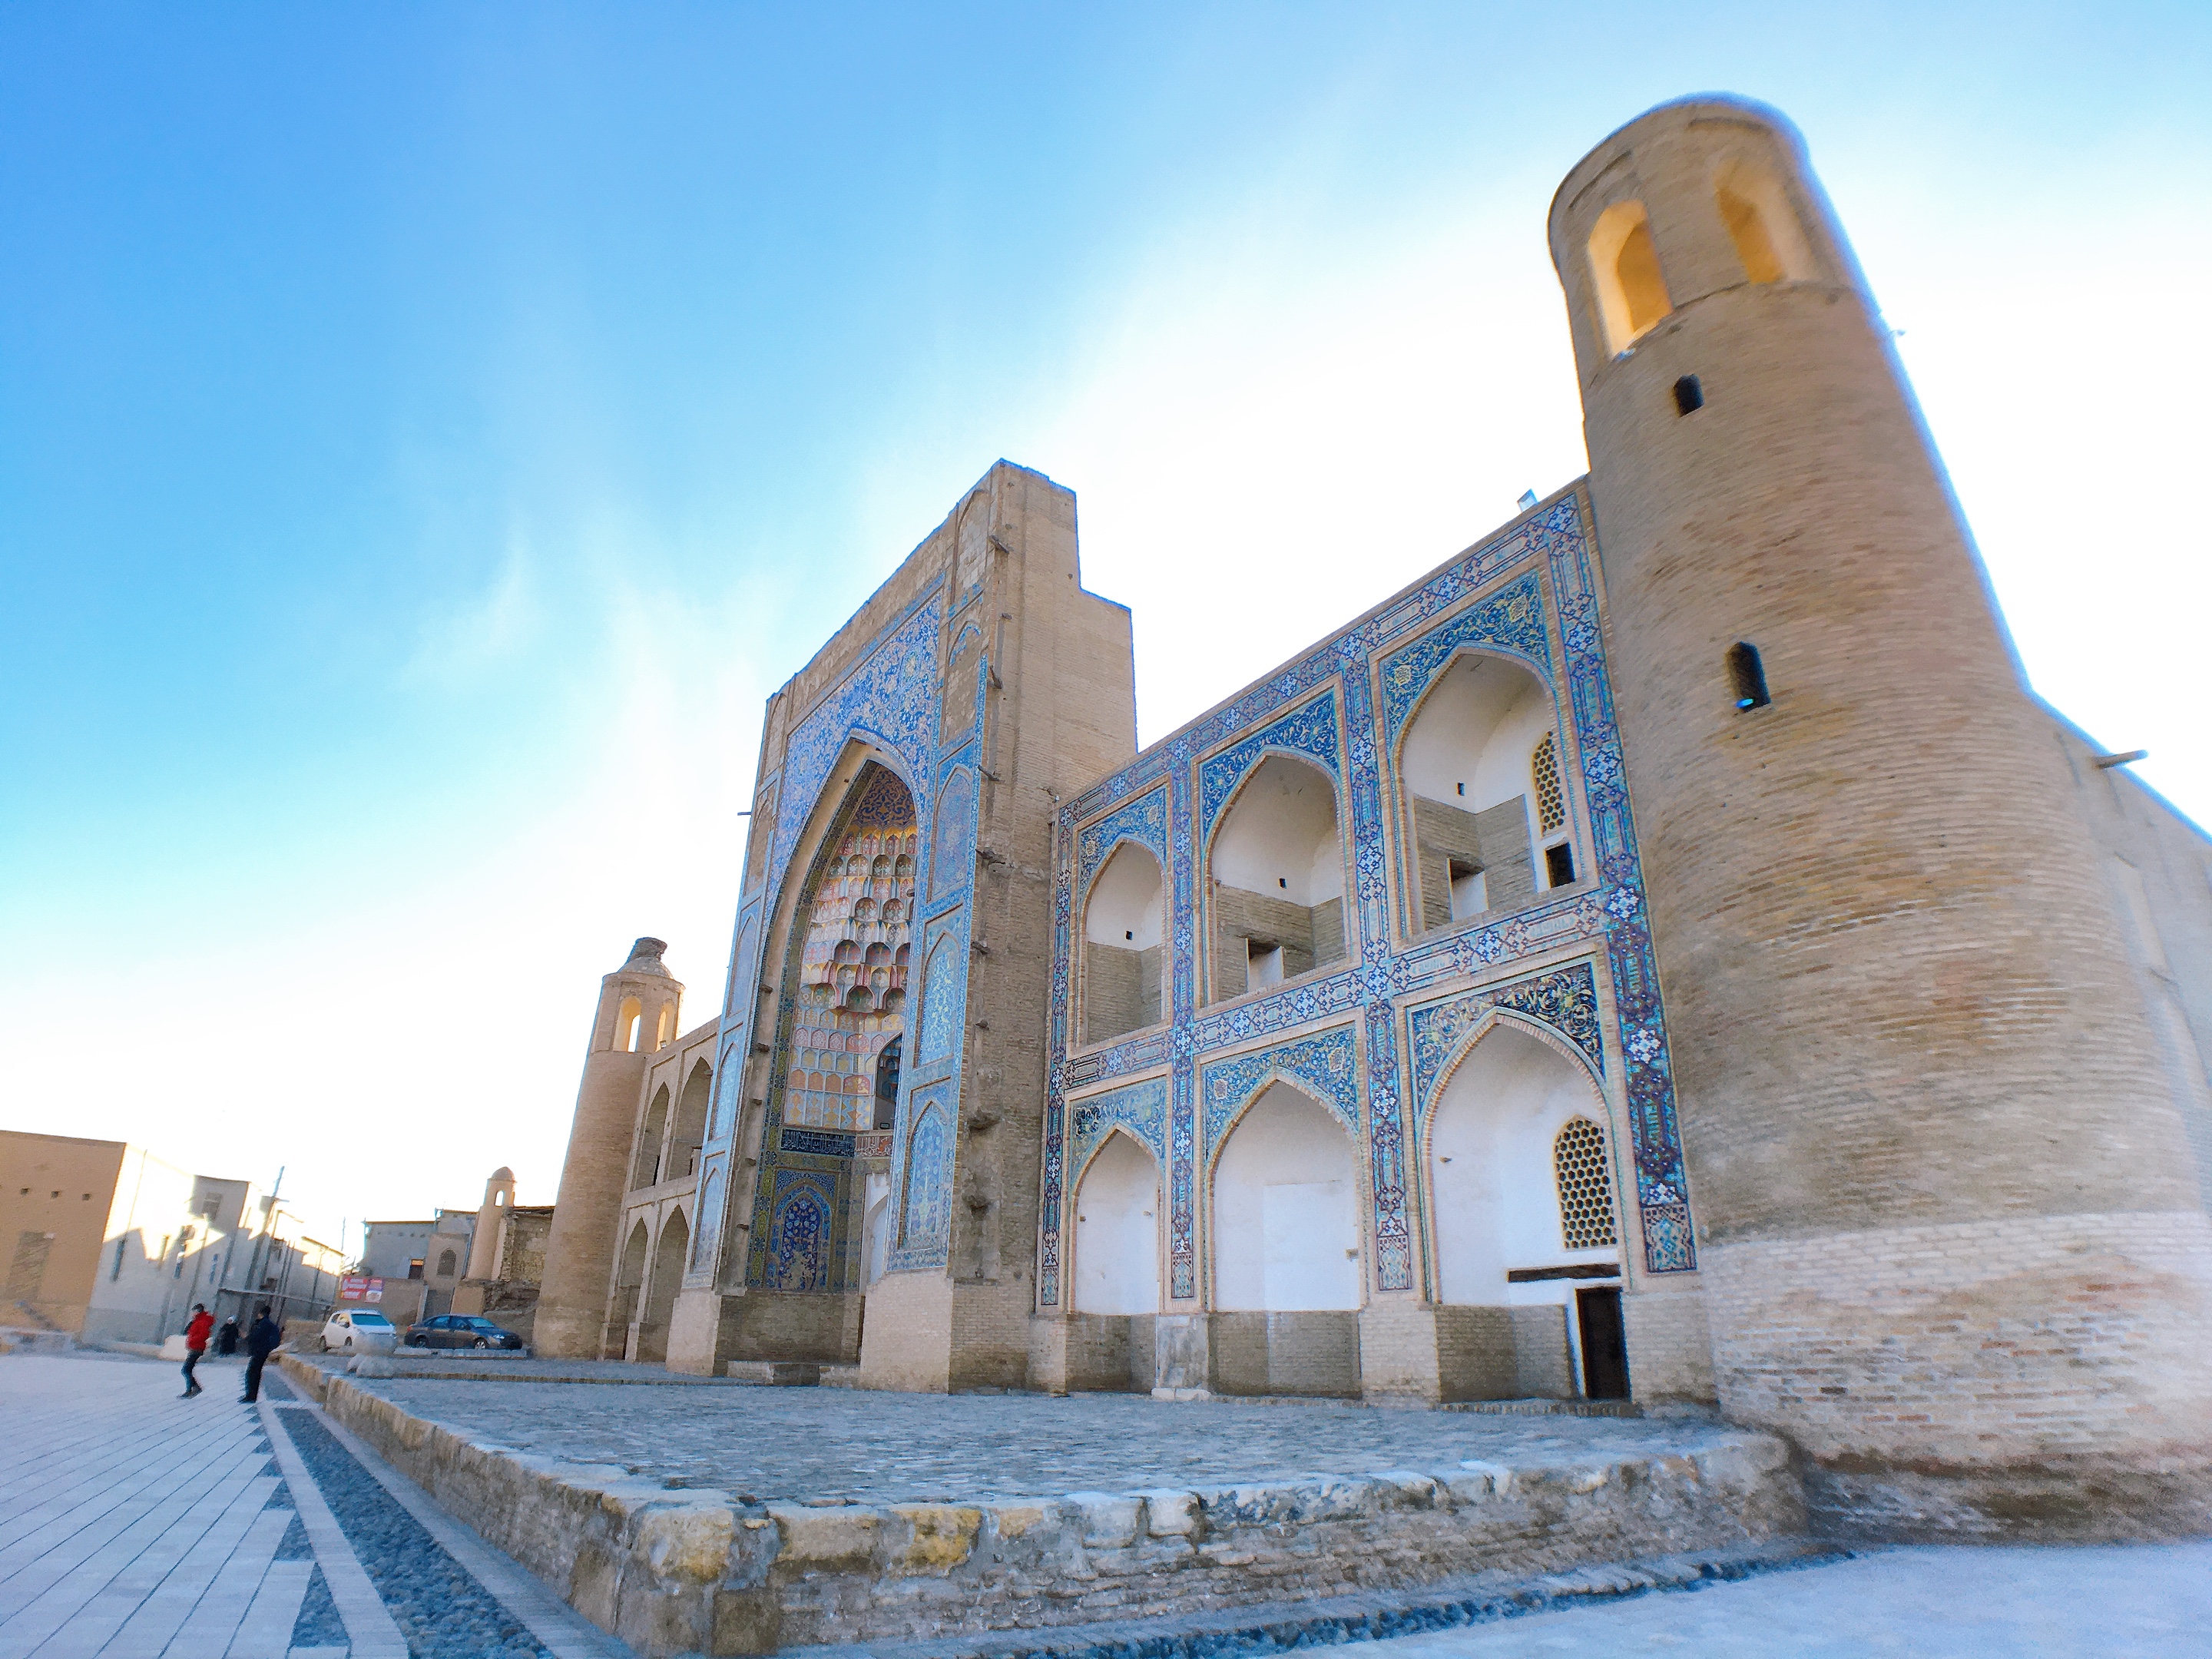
[323,1309,399,1356]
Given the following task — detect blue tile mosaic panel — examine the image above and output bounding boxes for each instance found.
[1068,1075,1170,1186]
[1406,960,1604,1110]
[1197,1025,1361,1152]
[898,1093,955,1262]
[1196,688,1342,851]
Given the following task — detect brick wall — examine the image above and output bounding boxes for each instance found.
[1210,887,1346,997]
[1081,942,1162,1044]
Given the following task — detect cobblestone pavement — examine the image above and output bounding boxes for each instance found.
[354,1379,1748,1503]
[0,1353,631,1659]
[1346,1541,2212,1657]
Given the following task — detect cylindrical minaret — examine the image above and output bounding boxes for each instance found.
[464,1166,516,1281]
[534,939,683,1358]
[1551,97,2211,1532]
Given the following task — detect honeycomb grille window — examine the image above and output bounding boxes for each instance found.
[1532,733,1567,834]
[1554,1117,1618,1250]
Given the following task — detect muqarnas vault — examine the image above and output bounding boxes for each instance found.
[531,96,2212,1537]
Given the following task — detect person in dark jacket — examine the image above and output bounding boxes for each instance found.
[180,1304,214,1398]
[217,1316,240,1356]
[240,1306,282,1402]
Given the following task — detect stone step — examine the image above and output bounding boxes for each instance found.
[724,1361,823,1386]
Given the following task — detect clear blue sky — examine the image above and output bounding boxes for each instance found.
[3,4,2207,1246]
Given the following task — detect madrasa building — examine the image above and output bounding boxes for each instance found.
[527,95,2212,1534]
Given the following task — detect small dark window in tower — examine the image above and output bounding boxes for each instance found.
[1545,843,1577,888]
[873,1036,903,1131]
[1673,375,1704,415]
[1727,641,1771,710]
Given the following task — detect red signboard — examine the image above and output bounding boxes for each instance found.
[339,1276,385,1303]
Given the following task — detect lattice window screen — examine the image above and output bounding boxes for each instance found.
[1553,1117,1618,1250]
[1532,733,1567,834]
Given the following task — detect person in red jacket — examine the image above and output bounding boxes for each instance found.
[180,1303,214,1399]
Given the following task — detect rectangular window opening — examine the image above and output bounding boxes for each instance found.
[1449,862,1487,921]
[1545,842,1578,889]
[1247,940,1284,989]
[1727,641,1771,710]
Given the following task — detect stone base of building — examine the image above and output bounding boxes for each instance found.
[527,1302,608,1361]
[853,1270,1032,1392]
[664,1289,864,1376]
[1702,1209,2212,1538]
[302,1360,1803,1657]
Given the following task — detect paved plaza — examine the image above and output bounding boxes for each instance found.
[0,1352,628,1659]
[1343,1541,2212,1657]
[5,1351,2210,1657]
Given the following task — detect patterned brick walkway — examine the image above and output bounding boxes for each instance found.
[0,1353,629,1659]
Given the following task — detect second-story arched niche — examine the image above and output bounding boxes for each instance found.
[1083,843,1166,1044]
[1711,157,1816,286]
[632,1084,671,1190]
[670,1059,711,1181]
[1588,199,1671,355]
[1400,654,1567,931]
[1208,756,1346,1002]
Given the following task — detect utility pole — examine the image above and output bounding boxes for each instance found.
[244,1167,285,1312]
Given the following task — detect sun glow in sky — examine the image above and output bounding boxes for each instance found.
[3,5,2207,1249]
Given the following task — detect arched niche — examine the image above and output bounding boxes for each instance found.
[1207,756,1346,1002]
[1210,1081,1361,1311]
[1082,842,1166,1044]
[1712,157,1816,285]
[1588,199,1671,354]
[859,1167,892,1286]
[780,761,919,1131]
[1398,653,1571,932]
[608,1219,649,1356]
[1071,1131,1161,1315]
[1426,1021,1619,1304]
[633,1085,671,1190]
[671,1061,711,1181]
[638,1209,689,1363]
[900,1102,952,1250]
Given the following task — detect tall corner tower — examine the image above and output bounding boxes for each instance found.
[534,939,683,1358]
[1550,95,2212,1535]
[463,1166,517,1281]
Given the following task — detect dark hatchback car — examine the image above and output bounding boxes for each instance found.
[406,1314,525,1351]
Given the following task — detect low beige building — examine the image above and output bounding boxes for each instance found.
[2,1132,345,1343]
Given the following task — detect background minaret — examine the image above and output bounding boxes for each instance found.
[463,1166,516,1282]
[533,939,683,1359]
[1550,96,2211,1533]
